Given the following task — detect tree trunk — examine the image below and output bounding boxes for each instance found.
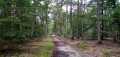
[18,0,22,37]
[66,5,68,37]
[57,0,61,36]
[112,0,118,43]
[45,2,48,36]
[70,0,73,39]
[81,0,84,39]
[31,0,36,38]
[101,0,104,40]
[77,0,80,39]
[97,0,102,43]
[79,0,83,39]
[31,17,35,38]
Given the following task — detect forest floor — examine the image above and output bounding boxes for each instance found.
[0,38,54,57]
[1,36,120,57]
[58,36,120,57]
[52,36,96,57]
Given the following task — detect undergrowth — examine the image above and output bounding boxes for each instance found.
[0,38,54,57]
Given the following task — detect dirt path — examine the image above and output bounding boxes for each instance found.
[52,37,96,57]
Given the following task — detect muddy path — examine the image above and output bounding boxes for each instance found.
[52,37,96,57]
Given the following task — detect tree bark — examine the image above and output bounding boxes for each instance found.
[18,0,22,37]
[77,0,80,39]
[101,0,104,40]
[66,5,68,37]
[45,2,48,36]
[112,0,118,43]
[70,0,73,39]
[81,0,84,39]
[57,0,61,36]
[31,0,36,38]
[97,0,102,43]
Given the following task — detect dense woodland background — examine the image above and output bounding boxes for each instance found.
[0,0,120,57]
[0,0,120,45]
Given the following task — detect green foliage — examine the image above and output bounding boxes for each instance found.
[0,0,47,42]
[34,23,45,38]
[0,38,53,57]
[0,16,20,38]
[31,38,53,57]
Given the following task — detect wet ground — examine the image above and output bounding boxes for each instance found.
[52,37,96,57]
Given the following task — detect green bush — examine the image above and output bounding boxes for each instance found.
[0,16,20,39]
[34,23,45,38]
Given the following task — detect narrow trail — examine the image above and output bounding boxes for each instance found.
[52,37,96,57]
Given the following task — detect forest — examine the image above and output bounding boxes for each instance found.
[0,0,120,57]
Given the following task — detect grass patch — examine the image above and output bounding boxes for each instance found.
[31,49,50,57]
[102,53,109,57]
[102,51,120,57]
[30,38,54,57]
[78,44,88,49]
[0,38,54,57]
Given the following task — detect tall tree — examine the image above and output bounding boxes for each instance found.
[111,0,119,42]
[66,5,68,36]
[77,0,80,39]
[45,1,49,36]
[101,0,104,40]
[31,0,37,38]
[82,0,85,39]
[70,0,73,39]
[97,0,102,43]
[18,0,22,37]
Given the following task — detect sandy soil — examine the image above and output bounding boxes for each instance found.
[59,36,120,57]
[52,37,96,57]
